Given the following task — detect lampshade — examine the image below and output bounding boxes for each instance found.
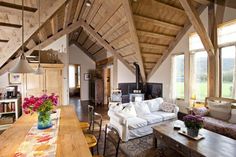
[10,54,35,73]
[35,64,44,75]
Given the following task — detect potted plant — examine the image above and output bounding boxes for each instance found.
[23,93,58,129]
[183,114,204,137]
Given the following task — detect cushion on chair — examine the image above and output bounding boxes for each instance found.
[139,114,163,124]
[229,109,236,124]
[208,101,231,121]
[193,107,209,116]
[127,117,148,130]
[152,111,176,121]
[133,101,151,115]
[160,102,176,113]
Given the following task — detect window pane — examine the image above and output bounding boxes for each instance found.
[189,33,204,51]
[77,66,80,88]
[218,22,236,45]
[221,46,236,98]
[69,65,75,88]
[193,51,208,101]
[174,55,185,98]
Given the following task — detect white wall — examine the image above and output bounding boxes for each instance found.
[117,60,135,83]
[148,6,236,102]
[69,44,96,101]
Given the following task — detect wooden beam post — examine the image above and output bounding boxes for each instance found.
[179,0,214,56]
[122,0,146,82]
[80,20,135,75]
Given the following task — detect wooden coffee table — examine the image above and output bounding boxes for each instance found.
[153,120,236,157]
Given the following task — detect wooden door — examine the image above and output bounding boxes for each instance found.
[24,72,45,97]
[44,68,62,105]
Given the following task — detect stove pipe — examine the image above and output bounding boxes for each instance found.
[133,62,140,90]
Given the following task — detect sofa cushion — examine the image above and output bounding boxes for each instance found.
[229,109,236,124]
[208,101,231,121]
[193,107,209,116]
[152,111,176,121]
[139,114,163,124]
[127,117,148,130]
[120,103,137,118]
[160,102,175,113]
[133,101,151,116]
[203,116,236,139]
[146,97,163,112]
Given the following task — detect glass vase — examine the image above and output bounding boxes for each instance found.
[37,111,52,129]
[187,128,199,137]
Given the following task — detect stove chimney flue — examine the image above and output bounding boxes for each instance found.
[133,62,140,90]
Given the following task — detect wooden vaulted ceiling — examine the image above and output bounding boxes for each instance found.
[0,0,234,80]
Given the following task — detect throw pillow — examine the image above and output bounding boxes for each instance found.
[208,101,231,121]
[160,102,175,113]
[146,97,164,112]
[133,101,151,115]
[193,107,209,116]
[119,103,137,117]
[229,109,236,124]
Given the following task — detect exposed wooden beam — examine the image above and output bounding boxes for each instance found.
[96,56,113,67]
[0,22,21,28]
[193,0,213,5]
[70,40,96,61]
[51,15,58,35]
[63,0,74,28]
[147,5,206,80]
[0,39,8,43]
[0,0,67,68]
[122,52,136,58]
[80,20,135,75]
[179,0,214,56]
[137,30,175,41]
[142,52,163,56]
[140,43,167,50]
[110,31,130,45]
[86,0,104,24]
[0,1,37,12]
[73,0,84,23]
[122,0,146,82]
[134,14,182,31]
[0,19,83,75]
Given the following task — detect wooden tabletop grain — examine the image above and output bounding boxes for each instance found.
[0,105,92,157]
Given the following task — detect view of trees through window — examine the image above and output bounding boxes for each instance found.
[221,46,236,98]
[193,51,208,101]
[174,55,185,99]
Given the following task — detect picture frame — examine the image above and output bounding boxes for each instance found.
[84,73,91,81]
[9,73,22,84]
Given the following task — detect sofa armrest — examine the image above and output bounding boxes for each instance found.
[174,105,179,114]
[108,110,129,126]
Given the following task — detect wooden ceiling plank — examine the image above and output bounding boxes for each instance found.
[140,43,167,50]
[92,46,104,55]
[179,0,214,56]
[86,0,104,24]
[80,20,135,74]
[63,0,74,29]
[102,18,127,39]
[0,22,21,28]
[70,40,96,61]
[122,0,146,81]
[142,52,162,56]
[0,1,37,12]
[122,52,136,58]
[110,31,130,45]
[134,14,183,31]
[147,5,207,80]
[51,14,59,35]
[193,0,213,5]
[153,0,185,14]
[94,1,122,32]
[137,30,175,40]
[73,0,84,22]
[0,0,67,68]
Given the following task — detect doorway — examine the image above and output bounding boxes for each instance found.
[69,64,81,104]
[103,67,111,105]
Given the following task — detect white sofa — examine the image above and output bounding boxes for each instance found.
[108,98,179,141]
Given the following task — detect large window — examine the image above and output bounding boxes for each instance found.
[69,65,76,88]
[221,46,236,98]
[172,54,185,99]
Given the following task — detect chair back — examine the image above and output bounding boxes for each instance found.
[103,124,121,157]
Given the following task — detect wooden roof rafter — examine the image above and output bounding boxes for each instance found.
[0,1,37,12]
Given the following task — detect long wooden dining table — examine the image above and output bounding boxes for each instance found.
[0,105,92,157]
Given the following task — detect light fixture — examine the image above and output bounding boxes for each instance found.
[35,0,44,75]
[86,0,91,7]
[10,0,34,73]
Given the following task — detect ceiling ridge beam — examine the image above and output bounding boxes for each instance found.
[70,40,96,61]
[122,0,146,82]
[137,30,175,40]
[147,5,207,80]
[0,22,21,28]
[179,0,214,56]
[134,14,182,31]
[80,20,135,75]
[0,0,68,68]
[0,1,37,12]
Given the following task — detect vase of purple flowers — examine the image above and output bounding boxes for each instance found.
[183,114,204,137]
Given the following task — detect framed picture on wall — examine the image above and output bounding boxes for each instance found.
[9,73,22,84]
[84,73,91,81]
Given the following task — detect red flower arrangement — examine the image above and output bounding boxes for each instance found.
[23,93,58,114]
